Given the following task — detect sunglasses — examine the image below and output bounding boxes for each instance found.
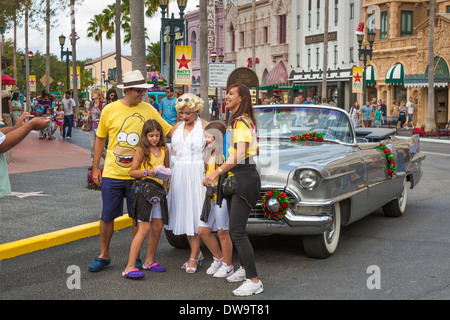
[131,88,146,94]
[178,98,191,103]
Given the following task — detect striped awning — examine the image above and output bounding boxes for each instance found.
[385,64,404,85]
[366,66,375,86]
[265,61,288,84]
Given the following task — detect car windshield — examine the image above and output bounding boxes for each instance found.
[255,106,354,144]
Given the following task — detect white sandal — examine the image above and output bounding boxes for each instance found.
[184,252,204,274]
[181,251,203,269]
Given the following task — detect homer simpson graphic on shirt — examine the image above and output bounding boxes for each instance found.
[113,113,145,168]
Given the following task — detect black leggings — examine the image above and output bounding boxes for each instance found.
[399,114,406,128]
[226,194,258,279]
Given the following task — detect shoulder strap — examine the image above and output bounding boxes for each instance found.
[231,115,254,130]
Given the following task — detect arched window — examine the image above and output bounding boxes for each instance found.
[191,31,197,59]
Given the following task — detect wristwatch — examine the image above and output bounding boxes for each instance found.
[143,170,149,177]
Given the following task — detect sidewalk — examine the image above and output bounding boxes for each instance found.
[0,128,130,261]
[394,127,450,144]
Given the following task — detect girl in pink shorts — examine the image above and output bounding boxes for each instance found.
[52,104,64,140]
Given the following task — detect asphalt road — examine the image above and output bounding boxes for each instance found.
[0,130,449,304]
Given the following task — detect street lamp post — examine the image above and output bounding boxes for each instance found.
[158,0,188,88]
[356,27,376,106]
[59,34,72,92]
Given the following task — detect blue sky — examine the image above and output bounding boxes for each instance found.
[8,0,199,61]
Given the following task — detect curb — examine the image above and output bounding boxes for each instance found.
[0,216,133,261]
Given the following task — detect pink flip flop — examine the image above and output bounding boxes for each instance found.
[144,261,166,272]
[122,267,145,279]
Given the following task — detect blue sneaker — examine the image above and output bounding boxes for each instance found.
[88,257,110,272]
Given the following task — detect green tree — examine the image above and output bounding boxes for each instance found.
[86,13,113,85]
[146,41,160,71]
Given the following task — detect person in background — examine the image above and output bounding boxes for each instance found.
[303,96,314,104]
[391,101,400,128]
[398,101,407,130]
[359,100,374,128]
[159,87,177,125]
[11,92,23,126]
[379,99,387,125]
[51,103,65,140]
[37,92,52,139]
[1,89,13,128]
[374,104,385,128]
[86,89,104,169]
[149,95,160,112]
[348,101,360,128]
[61,91,76,140]
[406,97,415,130]
[42,107,54,140]
[106,88,118,106]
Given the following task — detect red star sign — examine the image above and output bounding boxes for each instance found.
[353,73,362,83]
[176,54,191,69]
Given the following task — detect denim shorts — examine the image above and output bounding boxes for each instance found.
[100,177,134,222]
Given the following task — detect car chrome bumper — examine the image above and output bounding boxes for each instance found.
[247,211,333,236]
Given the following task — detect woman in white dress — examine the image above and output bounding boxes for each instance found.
[349,101,360,129]
[166,93,209,273]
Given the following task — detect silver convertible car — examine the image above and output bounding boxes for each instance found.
[251,104,425,259]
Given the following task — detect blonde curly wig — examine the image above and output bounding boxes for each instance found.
[175,93,204,114]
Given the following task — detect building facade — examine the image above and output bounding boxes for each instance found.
[84,52,132,96]
[224,0,293,102]
[289,0,363,109]
[362,0,450,128]
[184,0,226,96]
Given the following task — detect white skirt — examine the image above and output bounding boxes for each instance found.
[166,160,205,236]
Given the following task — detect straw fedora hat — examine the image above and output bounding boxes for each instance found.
[117,70,153,89]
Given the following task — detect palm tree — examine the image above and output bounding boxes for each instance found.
[115,0,122,97]
[146,41,160,71]
[129,0,147,101]
[86,13,113,88]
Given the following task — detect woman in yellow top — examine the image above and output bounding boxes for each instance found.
[203,83,263,296]
[122,120,170,278]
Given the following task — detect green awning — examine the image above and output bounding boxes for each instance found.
[366,66,375,86]
[259,83,309,90]
[385,64,404,85]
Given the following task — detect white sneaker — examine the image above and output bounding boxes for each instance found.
[226,266,246,282]
[405,126,408,129]
[232,279,264,296]
[206,258,223,275]
[213,263,234,278]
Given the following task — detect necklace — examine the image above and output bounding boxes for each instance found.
[150,147,160,157]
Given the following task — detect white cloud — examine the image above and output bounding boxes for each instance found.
[9,0,199,61]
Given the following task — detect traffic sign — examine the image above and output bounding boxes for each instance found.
[208,63,236,88]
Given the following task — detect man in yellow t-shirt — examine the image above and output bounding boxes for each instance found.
[89,70,172,272]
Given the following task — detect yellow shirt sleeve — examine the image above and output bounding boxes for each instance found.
[227,117,258,159]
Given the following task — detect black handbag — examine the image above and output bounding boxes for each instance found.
[221,176,236,197]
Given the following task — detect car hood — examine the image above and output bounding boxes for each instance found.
[256,141,353,185]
